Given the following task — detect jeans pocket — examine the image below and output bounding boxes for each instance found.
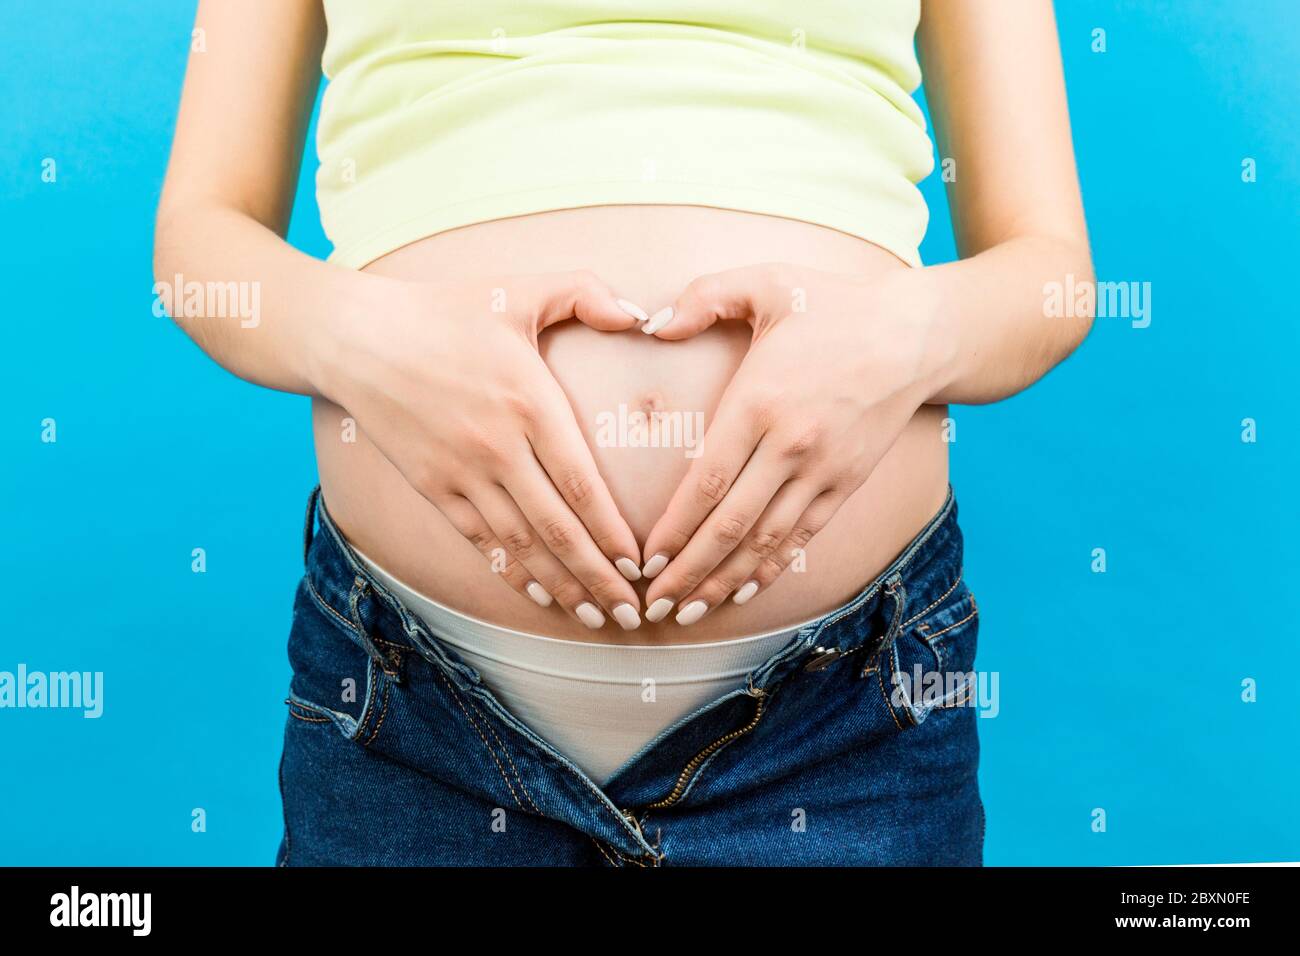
[882,576,979,728]
[285,576,388,745]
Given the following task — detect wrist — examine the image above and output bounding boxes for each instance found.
[884,267,961,404]
[309,274,418,405]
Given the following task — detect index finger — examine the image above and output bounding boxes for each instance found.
[528,374,645,582]
[639,389,765,579]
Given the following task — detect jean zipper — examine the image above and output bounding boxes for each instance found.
[644,689,768,810]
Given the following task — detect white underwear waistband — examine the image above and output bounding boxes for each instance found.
[351,546,821,784]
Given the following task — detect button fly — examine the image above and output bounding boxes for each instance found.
[803,646,841,672]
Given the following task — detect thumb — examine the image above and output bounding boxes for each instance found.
[531,270,646,333]
[644,264,783,340]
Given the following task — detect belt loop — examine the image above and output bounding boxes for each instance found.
[302,486,322,567]
[346,574,394,670]
[862,572,907,678]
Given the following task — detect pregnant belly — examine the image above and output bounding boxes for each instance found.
[314,205,949,644]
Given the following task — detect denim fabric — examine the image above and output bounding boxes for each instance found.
[276,486,983,866]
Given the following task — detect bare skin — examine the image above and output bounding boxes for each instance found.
[320,205,949,643]
[155,0,1092,643]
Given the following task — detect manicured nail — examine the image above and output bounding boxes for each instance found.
[575,603,605,629]
[612,603,641,630]
[617,298,649,323]
[645,598,675,623]
[642,553,669,578]
[641,307,675,335]
[525,581,553,607]
[675,601,708,626]
[615,557,642,581]
[733,581,759,605]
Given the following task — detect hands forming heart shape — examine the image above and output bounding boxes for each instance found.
[326,263,946,631]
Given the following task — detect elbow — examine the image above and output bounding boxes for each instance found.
[151,203,203,339]
[151,202,199,329]
[1071,246,1096,350]
[152,203,182,295]
[151,233,175,325]
[1057,237,1095,359]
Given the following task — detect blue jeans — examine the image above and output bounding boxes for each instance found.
[277,486,983,866]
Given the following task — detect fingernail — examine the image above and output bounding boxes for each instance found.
[642,553,669,578]
[617,298,649,323]
[732,581,759,605]
[615,557,642,581]
[645,597,675,623]
[575,603,605,629]
[675,600,708,626]
[612,603,641,630]
[641,307,675,335]
[525,581,553,607]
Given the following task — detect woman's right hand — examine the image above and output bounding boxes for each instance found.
[314,271,648,630]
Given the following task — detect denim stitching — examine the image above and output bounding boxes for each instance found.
[461,693,541,816]
[433,668,529,814]
[363,677,391,746]
[284,693,359,736]
[941,673,977,710]
[286,695,348,723]
[469,688,651,849]
[902,570,963,629]
[921,603,978,646]
[304,574,362,639]
[876,660,904,731]
[355,659,379,742]
[607,839,651,867]
[590,837,621,867]
[590,837,651,868]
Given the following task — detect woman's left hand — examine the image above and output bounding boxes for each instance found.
[638,263,953,626]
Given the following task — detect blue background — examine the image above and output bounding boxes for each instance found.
[1,1,1296,865]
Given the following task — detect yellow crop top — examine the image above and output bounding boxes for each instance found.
[316,1,934,269]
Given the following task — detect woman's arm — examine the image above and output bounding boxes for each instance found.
[155,0,647,629]
[916,0,1094,403]
[633,0,1094,623]
[154,0,347,394]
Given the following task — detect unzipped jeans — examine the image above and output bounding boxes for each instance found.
[277,485,984,866]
